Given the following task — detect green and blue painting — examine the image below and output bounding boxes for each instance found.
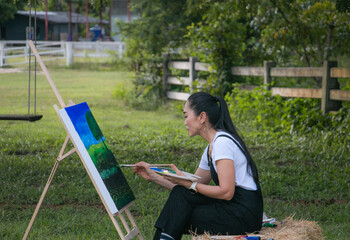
[60,102,134,213]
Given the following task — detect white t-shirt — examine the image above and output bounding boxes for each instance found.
[199,131,257,191]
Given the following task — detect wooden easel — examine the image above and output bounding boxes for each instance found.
[23,40,143,240]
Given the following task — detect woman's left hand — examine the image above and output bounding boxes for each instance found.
[162,164,192,188]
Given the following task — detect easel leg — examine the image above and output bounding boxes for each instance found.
[22,160,60,240]
[110,203,144,240]
[125,208,144,240]
[107,211,128,240]
[22,136,74,240]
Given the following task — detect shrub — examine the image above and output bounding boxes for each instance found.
[226,84,350,136]
[113,63,165,111]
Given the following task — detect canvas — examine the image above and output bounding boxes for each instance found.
[59,102,135,214]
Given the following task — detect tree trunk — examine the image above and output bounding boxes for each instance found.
[109,5,111,40]
[45,0,48,41]
[68,0,72,41]
[85,0,89,39]
[324,22,335,62]
[100,0,103,40]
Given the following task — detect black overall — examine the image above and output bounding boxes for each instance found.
[154,135,263,240]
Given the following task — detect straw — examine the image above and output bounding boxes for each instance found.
[192,215,324,240]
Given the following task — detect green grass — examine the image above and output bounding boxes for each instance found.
[0,64,349,239]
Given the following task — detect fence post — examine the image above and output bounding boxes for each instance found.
[0,42,4,67]
[95,42,99,55]
[25,41,28,63]
[162,54,171,97]
[264,61,276,90]
[321,61,341,114]
[189,57,197,92]
[118,43,123,59]
[61,41,65,60]
[66,42,73,67]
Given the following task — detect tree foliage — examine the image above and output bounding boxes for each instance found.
[117,0,350,96]
[185,0,247,95]
[117,0,195,64]
[116,0,198,105]
[336,0,350,12]
[0,0,26,25]
[258,0,350,68]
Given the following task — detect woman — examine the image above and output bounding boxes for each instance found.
[133,92,263,240]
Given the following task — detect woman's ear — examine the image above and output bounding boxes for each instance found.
[199,111,207,124]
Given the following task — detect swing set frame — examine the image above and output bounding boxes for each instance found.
[0,0,42,122]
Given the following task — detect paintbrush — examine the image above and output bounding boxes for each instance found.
[117,164,173,168]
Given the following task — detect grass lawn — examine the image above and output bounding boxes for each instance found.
[0,63,349,239]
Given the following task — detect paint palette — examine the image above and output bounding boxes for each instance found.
[150,167,201,182]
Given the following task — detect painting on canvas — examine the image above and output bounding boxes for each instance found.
[59,102,135,214]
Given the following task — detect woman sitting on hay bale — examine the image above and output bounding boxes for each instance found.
[134,92,263,240]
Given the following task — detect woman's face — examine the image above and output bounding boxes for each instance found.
[183,101,201,137]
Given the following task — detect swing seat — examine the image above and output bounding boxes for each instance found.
[0,114,43,122]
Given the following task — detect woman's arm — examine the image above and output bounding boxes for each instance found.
[133,161,176,190]
[194,168,211,185]
[164,160,235,201]
[197,159,235,200]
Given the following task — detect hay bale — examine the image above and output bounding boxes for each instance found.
[259,216,324,240]
[192,216,324,240]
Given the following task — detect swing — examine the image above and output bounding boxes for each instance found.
[0,0,42,122]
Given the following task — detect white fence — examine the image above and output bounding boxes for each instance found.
[0,41,125,67]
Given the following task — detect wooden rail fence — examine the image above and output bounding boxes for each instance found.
[162,57,350,114]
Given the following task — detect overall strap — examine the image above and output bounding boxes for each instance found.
[207,134,246,186]
[216,135,246,155]
[209,134,261,190]
[207,145,219,185]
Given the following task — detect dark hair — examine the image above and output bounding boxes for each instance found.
[187,92,259,183]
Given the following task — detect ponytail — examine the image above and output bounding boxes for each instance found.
[188,92,260,183]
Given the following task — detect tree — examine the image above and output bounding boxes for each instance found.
[185,0,248,95]
[118,0,264,95]
[115,0,199,106]
[48,0,66,11]
[117,0,350,94]
[0,0,25,25]
[336,0,350,12]
[85,0,88,39]
[258,0,350,68]
[90,0,111,39]
[117,0,197,61]
[68,0,72,41]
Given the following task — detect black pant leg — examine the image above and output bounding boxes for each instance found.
[153,228,162,240]
[186,187,263,236]
[154,185,217,240]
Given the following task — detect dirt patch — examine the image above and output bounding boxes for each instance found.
[0,68,24,74]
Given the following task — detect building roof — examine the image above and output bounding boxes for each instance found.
[17,10,108,24]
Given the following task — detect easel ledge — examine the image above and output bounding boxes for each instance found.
[22,41,143,240]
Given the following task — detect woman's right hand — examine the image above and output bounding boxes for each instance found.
[133,161,157,182]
